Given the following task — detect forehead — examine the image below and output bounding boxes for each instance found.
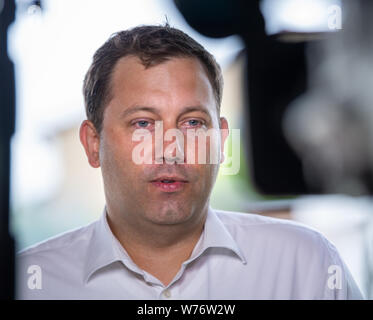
[107,55,217,115]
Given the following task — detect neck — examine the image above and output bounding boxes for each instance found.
[105,204,208,286]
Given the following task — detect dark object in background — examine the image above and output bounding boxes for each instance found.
[0,0,16,300]
[246,36,310,195]
[174,0,315,195]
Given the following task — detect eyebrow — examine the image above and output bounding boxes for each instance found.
[120,105,212,120]
[120,106,160,119]
[178,106,211,120]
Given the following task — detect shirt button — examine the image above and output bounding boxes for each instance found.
[163,289,171,298]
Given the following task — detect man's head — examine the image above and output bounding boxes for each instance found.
[83,24,224,134]
[80,24,229,230]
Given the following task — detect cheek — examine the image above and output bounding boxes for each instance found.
[185,133,220,165]
[100,132,136,177]
[188,163,219,190]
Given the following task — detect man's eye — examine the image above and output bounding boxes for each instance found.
[136,120,150,128]
[187,119,203,126]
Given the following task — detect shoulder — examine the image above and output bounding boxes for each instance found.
[213,208,337,257]
[16,221,98,299]
[17,221,96,267]
[214,208,322,235]
[212,209,364,299]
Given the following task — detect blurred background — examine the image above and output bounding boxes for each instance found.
[4,0,373,299]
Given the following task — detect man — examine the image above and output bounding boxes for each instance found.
[17,24,363,299]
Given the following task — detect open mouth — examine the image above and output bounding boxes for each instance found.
[150,177,188,192]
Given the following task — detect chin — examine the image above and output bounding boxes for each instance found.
[146,205,192,225]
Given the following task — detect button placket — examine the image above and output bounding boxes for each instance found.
[162,289,171,298]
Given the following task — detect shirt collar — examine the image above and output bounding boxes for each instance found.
[84,206,247,283]
[83,207,122,283]
[187,206,247,265]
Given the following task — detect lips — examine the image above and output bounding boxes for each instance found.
[150,176,188,192]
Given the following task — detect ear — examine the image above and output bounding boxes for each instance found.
[79,120,101,168]
[219,117,229,164]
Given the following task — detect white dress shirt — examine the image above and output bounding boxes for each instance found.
[16,207,364,299]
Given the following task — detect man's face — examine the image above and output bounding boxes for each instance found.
[81,56,228,227]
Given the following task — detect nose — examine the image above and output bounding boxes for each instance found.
[154,120,185,164]
[164,129,184,164]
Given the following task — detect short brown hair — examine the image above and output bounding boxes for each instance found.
[83,24,223,133]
